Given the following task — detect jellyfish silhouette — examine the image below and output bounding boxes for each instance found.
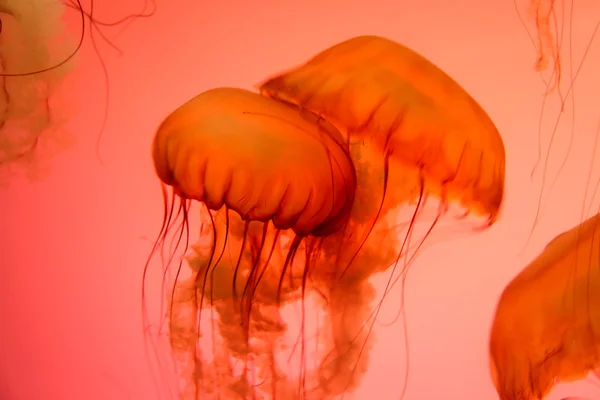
[149,36,506,399]
[490,212,600,400]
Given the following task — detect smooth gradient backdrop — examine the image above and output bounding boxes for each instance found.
[2,0,600,399]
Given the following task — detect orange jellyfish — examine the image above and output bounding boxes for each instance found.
[148,35,506,399]
[489,212,600,400]
[150,87,358,399]
[256,35,506,396]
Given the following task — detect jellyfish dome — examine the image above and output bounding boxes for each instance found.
[149,36,506,400]
[259,35,506,224]
[152,87,356,236]
[490,212,600,400]
[0,0,75,183]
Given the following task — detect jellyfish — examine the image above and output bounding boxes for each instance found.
[255,35,506,396]
[150,87,360,399]
[489,212,600,400]
[0,0,77,183]
[148,36,506,399]
[0,0,155,184]
[491,3,600,399]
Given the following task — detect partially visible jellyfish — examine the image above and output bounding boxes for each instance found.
[526,0,562,90]
[489,212,600,400]
[491,3,600,399]
[515,0,600,238]
[148,36,506,399]
[0,0,76,183]
[0,0,156,184]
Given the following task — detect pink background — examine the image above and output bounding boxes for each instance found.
[2,0,600,399]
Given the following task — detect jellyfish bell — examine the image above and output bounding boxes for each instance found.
[259,35,506,228]
[152,87,356,237]
[489,212,600,400]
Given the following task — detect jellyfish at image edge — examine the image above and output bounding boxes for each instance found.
[148,36,506,399]
[0,0,77,183]
[0,0,156,184]
[493,3,600,398]
[490,212,600,400]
